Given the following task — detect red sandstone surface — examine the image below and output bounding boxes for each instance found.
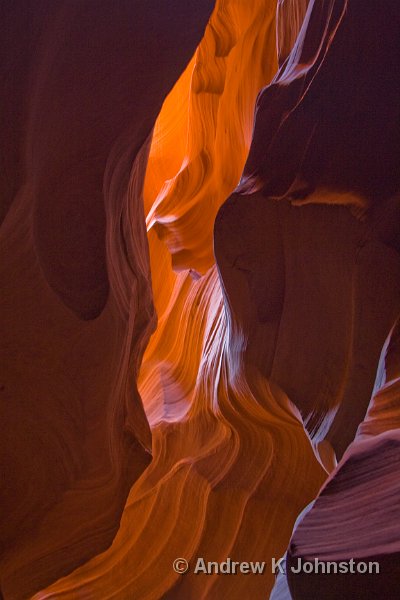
[1,1,399,599]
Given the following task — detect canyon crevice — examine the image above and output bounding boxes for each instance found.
[1,1,399,599]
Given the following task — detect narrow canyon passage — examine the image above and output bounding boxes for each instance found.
[1,1,399,599]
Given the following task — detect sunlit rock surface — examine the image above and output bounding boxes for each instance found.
[32,3,326,599]
[1,0,399,599]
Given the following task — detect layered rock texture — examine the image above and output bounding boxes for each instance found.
[0,2,213,597]
[1,1,399,599]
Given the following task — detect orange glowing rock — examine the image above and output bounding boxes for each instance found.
[32,2,327,600]
[145,0,279,276]
[2,1,399,599]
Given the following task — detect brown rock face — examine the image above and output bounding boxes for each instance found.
[215,193,400,458]
[286,435,400,600]
[1,1,399,599]
[242,0,400,207]
[0,1,213,598]
[216,0,400,460]
[284,323,400,600]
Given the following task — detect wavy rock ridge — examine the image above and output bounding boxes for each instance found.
[0,1,214,598]
[1,1,399,599]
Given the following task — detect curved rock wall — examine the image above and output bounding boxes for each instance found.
[1,1,399,599]
[0,2,214,598]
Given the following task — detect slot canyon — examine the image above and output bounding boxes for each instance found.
[1,1,399,599]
